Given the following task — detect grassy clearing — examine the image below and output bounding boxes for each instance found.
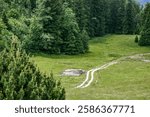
[32,35,150,100]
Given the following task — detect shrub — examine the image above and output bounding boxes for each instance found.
[138,30,150,46]
[135,35,138,43]
[0,36,65,100]
[139,3,150,46]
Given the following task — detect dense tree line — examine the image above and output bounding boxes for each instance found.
[0,0,89,55]
[67,0,141,37]
[0,0,149,54]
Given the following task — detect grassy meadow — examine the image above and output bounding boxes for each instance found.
[32,35,150,100]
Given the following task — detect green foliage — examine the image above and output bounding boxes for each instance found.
[0,19,7,34]
[23,1,89,55]
[109,0,126,34]
[33,35,150,100]
[0,40,4,51]
[88,0,140,35]
[7,9,20,19]
[39,0,64,54]
[2,12,11,31]
[61,6,83,55]
[123,0,137,34]
[0,18,14,49]
[0,0,8,17]
[139,3,150,46]
[0,36,65,100]
[67,0,89,31]
[80,30,89,53]
[8,18,28,40]
[88,0,106,37]
[0,0,142,55]
[135,35,139,43]
[22,16,43,52]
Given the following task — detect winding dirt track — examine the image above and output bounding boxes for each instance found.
[76,53,150,88]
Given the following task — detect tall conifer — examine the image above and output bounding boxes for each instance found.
[139,3,150,46]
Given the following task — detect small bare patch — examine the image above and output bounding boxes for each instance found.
[61,69,86,76]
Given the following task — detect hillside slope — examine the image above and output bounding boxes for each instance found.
[33,35,150,100]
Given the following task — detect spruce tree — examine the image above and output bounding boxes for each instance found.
[123,0,136,34]
[0,36,65,100]
[109,0,126,34]
[139,3,150,46]
[23,16,43,52]
[61,5,84,55]
[80,30,89,53]
[39,0,64,54]
[88,0,106,37]
[68,0,88,31]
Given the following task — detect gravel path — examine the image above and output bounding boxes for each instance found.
[76,53,150,88]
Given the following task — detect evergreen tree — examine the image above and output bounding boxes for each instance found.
[22,0,89,55]
[109,0,126,34]
[39,0,64,54]
[80,30,89,53]
[133,1,142,34]
[61,5,84,55]
[88,0,106,37]
[139,3,150,46]
[22,16,43,52]
[123,0,136,34]
[0,0,143,54]
[0,36,65,100]
[67,0,89,31]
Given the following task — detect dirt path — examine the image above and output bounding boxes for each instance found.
[76,53,150,88]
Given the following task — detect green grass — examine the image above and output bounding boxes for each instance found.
[32,35,150,100]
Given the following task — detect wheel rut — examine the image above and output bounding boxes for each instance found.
[76,53,150,88]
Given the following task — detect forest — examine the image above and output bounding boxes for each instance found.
[0,0,148,54]
[0,0,150,100]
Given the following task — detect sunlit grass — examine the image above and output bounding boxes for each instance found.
[32,35,150,100]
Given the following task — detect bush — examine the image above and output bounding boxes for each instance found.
[0,37,65,100]
[135,35,138,43]
[138,30,150,46]
[138,3,150,46]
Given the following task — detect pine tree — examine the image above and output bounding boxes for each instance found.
[67,0,88,31]
[123,0,136,34]
[139,3,150,46]
[23,16,43,52]
[133,1,141,34]
[39,0,64,54]
[80,30,89,53]
[61,5,84,55]
[109,0,126,34]
[0,36,65,100]
[88,0,106,37]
